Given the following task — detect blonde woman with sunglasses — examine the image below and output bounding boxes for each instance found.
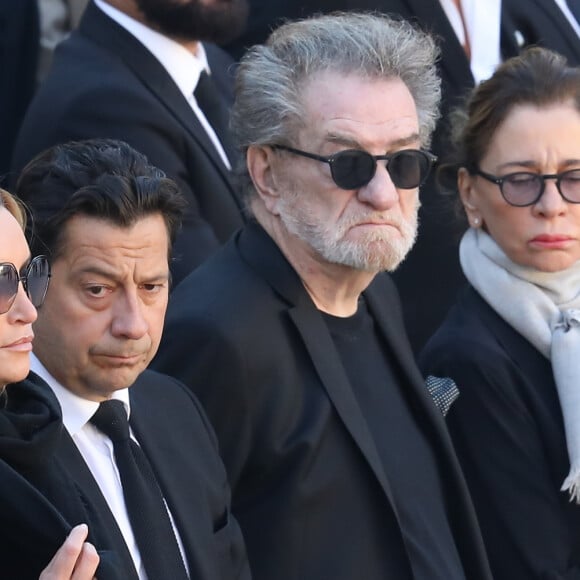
[0,189,100,580]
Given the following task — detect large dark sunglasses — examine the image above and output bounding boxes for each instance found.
[274,145,437,190]
[0,255,51,315]
[475,168,580,207]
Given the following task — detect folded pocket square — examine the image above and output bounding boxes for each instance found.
[425,375,459,417]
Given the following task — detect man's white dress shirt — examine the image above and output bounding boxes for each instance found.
[30,354,188,580]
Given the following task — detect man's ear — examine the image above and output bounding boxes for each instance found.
[458,167,483,228]
[247,145,283,215]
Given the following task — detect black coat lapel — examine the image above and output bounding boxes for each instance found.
[502,0,580,61]
[466,288,556,400]
[56,432,139,580]
[238,223,399,510]
[129,378,222,580]
[365,280,456,449]
[288,304,398,508]
[129,405,200,576]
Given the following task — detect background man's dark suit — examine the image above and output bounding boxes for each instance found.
[223,0,350,60]
[152,222,492,580]
[56,369,249,580]
[0,0,39,177]
[223,0,580,352]
[420,286,580,579]
[11,0,245,286]
[502,0,580,65]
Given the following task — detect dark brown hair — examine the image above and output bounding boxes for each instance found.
[14,139,186,260]
[439,47,580,210]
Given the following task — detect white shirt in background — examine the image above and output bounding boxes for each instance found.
[439,0,502,83]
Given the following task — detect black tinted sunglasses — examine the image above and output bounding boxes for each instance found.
[274,145,437,190]
[0,255,51,315]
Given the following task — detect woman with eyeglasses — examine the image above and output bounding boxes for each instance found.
[0,189,100,579]
[419,47,580,580]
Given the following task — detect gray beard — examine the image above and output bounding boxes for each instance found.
[278,197,419,273]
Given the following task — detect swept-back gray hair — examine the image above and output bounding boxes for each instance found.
[231,11,441,200]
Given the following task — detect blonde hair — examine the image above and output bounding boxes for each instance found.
[0,189,26,230]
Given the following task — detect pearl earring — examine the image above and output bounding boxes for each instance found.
[473,218,480,227]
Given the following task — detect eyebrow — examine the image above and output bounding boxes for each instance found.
[324,132,421,151]
[497,159,580,171]
[76,266,119,279]
[76,266,170,284]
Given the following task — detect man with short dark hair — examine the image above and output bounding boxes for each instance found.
[15,138,250,580]
[153,13,492,580]
[13,0,249,286]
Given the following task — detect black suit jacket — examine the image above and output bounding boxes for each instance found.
[0,0,38,177]
[420,286,580,580]
[502,0,580,67]
[55,369,250,580]
[152,221,492,580]
[11,0,245,286]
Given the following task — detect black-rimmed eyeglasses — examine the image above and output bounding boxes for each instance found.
[474,168,580,207]
[0,255,51,315]
[274,145,437,191]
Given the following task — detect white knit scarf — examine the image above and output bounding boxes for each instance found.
[460,228,580,503]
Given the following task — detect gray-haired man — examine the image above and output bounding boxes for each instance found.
[154,13,492,580]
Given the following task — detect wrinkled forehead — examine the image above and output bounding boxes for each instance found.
[54,212,172,260]
[297,73,419,143]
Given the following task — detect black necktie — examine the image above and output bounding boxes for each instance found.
[90,400,189,580]
[567,0,580,24]
[194,71,237,164]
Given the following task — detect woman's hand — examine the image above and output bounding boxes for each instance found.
[39,524,99,580]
